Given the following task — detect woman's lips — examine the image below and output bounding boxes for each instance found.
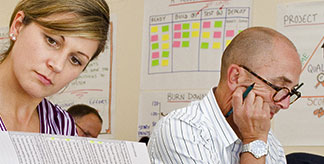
[37,72,52,86]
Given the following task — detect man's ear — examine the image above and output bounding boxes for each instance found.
[226,64,241,91]
[9,11,26,38]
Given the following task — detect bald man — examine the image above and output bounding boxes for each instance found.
[148,27,303,164]
[67,104,102,138]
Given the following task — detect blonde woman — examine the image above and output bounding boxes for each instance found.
[0,0,109,136]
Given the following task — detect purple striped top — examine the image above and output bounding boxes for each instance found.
[0,98,77,136]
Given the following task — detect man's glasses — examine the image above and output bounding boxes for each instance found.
[240,65,303,104]
[75,123,95,138]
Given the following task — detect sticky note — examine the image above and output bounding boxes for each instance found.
[174,32,181,39]
[152,43,159,50]
[226,40,232,46]
[201,42,209,49]
[162,43,169,49]
[152,52,160,59]
[214,21,223,28]
[162,51,169,57]
[238,30,242,33]
[203,21,211,28]
[151,26,158,33]
[151,35,158,42]
[162,25,169,32]
[213,31,222,38]
[182,32,190,38]
[202,32,210,38]
[161,60,169,66]
[192,22,200,29]
[182,23,190,30]
[182,41,189,47]
[173,41,180,47]
[192,31,199,37]
[174,24,181,31]
[212,42,221,49]
[162,34,169,41]
[152,59,159,66]
[226,30,235,37]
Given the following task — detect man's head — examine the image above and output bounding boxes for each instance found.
[67,104,102,138]
[219,27,302,118]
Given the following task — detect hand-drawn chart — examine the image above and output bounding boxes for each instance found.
[274,1,324,146]
[137,90,207,139]
[141,0,252,90]
[148,7,249,74]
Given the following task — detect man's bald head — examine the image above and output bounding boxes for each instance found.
[219,27,298,82]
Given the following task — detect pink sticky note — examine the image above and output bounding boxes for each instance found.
[152,52,160,59]
[174,32,181,39]
[213,31,222,38]
[151,35,158,42]
[226,30,235,37]
[174,24,182,31]
[203,21,211,28]
[173,41,181,47]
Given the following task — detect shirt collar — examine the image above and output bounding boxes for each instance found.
[203,87,239,147]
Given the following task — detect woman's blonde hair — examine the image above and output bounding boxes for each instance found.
[2,0,110,62]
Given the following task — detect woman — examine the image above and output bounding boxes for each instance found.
[0,0,110,136]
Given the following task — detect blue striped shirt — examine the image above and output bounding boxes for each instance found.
[148,87,286,164]
[0,98,77,136]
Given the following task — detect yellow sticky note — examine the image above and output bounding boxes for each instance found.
[202,32,210,38]
[161,60,169,66]
[151,26,158,33]
[213,42,221,49]
[226,40,232,47]
[192,31,199,37]
[162,43,169,49]
[162,34,169,41]
[65,139,71,141]
[192,22,200,29]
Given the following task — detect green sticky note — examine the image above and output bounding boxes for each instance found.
[182,32,190,38]
[152,59,159,66]
[182,41,189,47]
[201,42,209,49]
[162,25,169,32]
[152,43,159,50]
[182,23,190,30]
[162,51,169,57]
[214,21,222,28]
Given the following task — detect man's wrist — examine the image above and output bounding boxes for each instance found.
[241,140,268,159]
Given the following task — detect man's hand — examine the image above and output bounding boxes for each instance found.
[232,86,271,144]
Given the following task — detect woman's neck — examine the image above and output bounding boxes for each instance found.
[0,59,41,132]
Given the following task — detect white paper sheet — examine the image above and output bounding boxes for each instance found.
[0,131,150,164]
[274,1,324,146]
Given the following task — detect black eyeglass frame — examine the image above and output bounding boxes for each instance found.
[75,123,95,138]
[239,65,304,104]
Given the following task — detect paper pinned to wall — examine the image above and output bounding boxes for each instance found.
[274,1,324,146]
[140,0,252,90]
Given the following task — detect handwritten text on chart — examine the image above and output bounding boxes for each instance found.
[283,13,318,26]
[167,92,206,102]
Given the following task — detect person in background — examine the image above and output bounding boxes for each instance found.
[148,27,304,164]
[67,104,103,138]
[0,0,109,136]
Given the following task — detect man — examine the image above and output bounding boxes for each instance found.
[147,27,303,163]
[67,104,102,138]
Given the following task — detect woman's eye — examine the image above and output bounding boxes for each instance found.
[70,56,82,66]
[45,35,60,49]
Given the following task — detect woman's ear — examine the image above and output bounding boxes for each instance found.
[226,64,241,91]
[9,11,26,39]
